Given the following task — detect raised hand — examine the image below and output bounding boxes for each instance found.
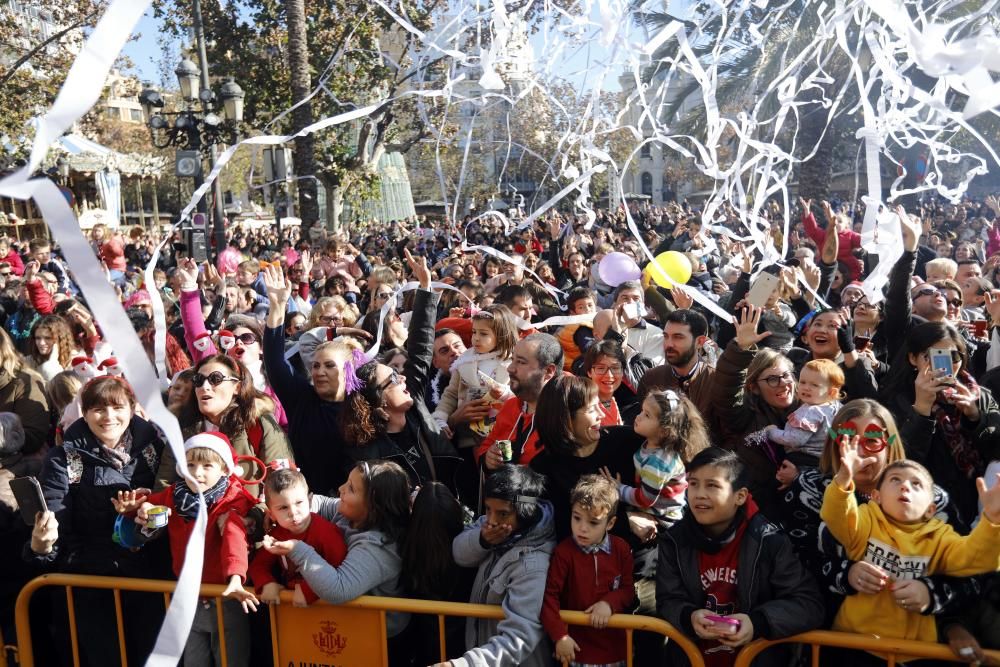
[978,472,1000,524]
[821,200,834,226]
[734,305,770,351]
[836,310,856,354]
[799,197,812,215]
[896,204,922,252]
[299,250,313,279]
[176,258,200,291]
[404,247,431,290]
[203,260,223,290]
[944,381,981,421]
[984,291,1000,324]
[23,260,40,284]
[671,284,694,310]
[262,263,291,306]
[835,434,877,489]
[111,488,149,515]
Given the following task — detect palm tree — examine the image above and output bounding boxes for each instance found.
[636,0,862,202]
[285,0,320,235]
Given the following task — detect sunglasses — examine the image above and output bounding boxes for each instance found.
[378,370,404,391]
[912,286,942,300]
[193,371,240,388]
[758,371,795,388]
[233,332,258,345]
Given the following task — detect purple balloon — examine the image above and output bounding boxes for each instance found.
[598,252,641,286]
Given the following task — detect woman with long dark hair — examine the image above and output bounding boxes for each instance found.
[154,353,292,489]
[879,320,1000,520]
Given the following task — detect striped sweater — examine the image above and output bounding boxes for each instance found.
[619,444,687,521]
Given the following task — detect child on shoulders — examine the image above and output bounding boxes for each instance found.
[542,475,634,667]
[249,468,347,607]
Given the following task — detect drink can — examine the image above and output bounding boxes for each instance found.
[497,440,513,461]
[145,505,169,530]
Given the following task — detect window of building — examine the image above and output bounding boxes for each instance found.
[641,172,653,197]
[640,143,651,158]
[106,107,120,120]
[129,108,143,122]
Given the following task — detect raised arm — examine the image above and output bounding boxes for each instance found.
[401,248,439,396]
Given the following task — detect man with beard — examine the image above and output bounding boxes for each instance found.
[475,333,563,469]
[636,309,718,437]
[426,328,466,412]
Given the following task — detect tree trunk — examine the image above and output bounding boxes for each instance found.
[330,185,344,232]
[285,0,320,235]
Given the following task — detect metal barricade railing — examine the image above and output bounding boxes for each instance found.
[733,629,1000,667]
[14,574,705,667]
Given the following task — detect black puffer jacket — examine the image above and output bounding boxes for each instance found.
[657,505,825,667]
[27,416,165,575]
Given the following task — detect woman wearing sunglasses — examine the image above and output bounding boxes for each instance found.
[174,258,287,428]
[776,399,978,651]
[153,353,292,491]
[879,321,1000,522]
[263,250,459,495]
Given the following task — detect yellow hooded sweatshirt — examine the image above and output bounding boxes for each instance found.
[820,480,1000,652]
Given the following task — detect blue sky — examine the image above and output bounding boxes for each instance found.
[122,9,166,84]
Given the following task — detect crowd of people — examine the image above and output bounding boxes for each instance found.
[1,194,1000,667]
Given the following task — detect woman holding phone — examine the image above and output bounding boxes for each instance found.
[878,321,1000,521]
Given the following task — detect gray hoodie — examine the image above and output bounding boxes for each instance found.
[451,501,556,667]
[289,494,409,637]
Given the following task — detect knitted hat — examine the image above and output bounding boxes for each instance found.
[217,329,236,351]
[192,331,213,353]
[182,431,238,476]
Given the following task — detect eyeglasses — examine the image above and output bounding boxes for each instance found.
[193,371,240,388]
[378,370,404,391]
[860,436,888,454]
[233,332,259,345]
[590,365,624,376]
[318,314,342,325]
[758,371,795,387]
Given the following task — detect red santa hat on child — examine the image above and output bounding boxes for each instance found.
[181,431,238,476]
[192,331,214,354]
[71,356,97,380]
[217,329,236,351]
[97,357,123,377]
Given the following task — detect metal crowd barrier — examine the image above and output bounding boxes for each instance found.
[733,629,1000,667]
[14,574,1000,666]
[13,574,704,666]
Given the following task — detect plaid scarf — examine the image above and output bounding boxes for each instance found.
[173,476,229,521]
[99,429,134,472]
[931,371,984,479]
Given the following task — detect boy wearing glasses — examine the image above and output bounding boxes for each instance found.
[821,438,1000,651]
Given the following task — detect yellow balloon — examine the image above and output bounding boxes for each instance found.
[644,251,693,288]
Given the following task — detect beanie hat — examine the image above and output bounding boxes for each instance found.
[182,431,238,476]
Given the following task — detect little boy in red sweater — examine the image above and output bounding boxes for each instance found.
[249,468,347,606]
[541,474,634,666]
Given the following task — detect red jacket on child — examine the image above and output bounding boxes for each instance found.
[147,480,256,584]
[247,513,347,604]
[474,396,543,465]
[541,534,635,664]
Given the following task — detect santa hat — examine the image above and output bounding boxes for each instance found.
[192,331,214,353]
[71,356,96,379]
[182,431,238,476]
[217,329,236,351]
[98,357,123,377]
